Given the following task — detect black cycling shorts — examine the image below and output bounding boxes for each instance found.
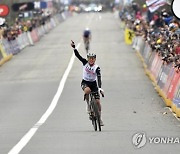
[84,35,89,38]
[81,80,100,99]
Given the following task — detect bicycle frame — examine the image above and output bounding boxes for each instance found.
[88,92,101,131]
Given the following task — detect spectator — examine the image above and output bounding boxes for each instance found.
[120,3,180,72]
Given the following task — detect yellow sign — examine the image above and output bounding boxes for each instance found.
[124,28,134,45]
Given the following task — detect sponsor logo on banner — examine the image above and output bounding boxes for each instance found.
[167,72,180,100]
[154,57,163,78]
[172,82,180,109]
[12,2,34,12]
[174,81,180,98]
[143,43,152,63]
[150,53,159,75]
[163,65,175,95]
[157,64,171,89]
[19,4,27,11]
[147,51,156,69]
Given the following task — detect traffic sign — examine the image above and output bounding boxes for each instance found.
[0,5,9,17]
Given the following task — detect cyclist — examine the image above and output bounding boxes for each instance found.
[83,28,91,53]
[71,40,104,126]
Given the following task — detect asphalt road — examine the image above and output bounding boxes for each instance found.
[0,12,180,154]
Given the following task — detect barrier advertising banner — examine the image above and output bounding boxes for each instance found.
[163,66,175,95]
[167,71,180,100]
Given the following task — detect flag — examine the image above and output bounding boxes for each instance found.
[146,0,158,6]
[148,0,167,12]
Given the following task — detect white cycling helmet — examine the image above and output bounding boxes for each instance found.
[85,27,89,31]
[87,52,96,58]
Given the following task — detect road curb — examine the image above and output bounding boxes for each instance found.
[0,54,13,67]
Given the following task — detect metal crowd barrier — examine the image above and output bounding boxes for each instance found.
[0,11,72,66]
[133,36,180,117]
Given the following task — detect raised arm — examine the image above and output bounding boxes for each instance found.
[71,40,87,65]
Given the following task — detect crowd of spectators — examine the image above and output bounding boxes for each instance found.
[0,14,51,42]
[119,3,180,73]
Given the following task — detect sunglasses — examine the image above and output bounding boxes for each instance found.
[88,57,96,60]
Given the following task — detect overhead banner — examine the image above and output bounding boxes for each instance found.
[12,2,34,12]
[12,2,47,12]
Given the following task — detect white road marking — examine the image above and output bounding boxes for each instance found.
[8,43,81,154]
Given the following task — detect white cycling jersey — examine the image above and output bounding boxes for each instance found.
[83,63,98,82]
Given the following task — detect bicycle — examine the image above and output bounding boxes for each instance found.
[84,39,90,53]
[87,92,103,131]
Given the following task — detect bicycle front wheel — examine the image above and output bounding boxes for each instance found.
[92,116,97,131]
[90,102,97,131]
[91,99,101,131]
